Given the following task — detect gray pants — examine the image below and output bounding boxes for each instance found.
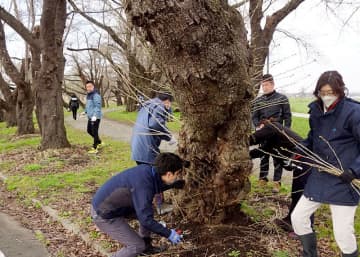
[91,207,149,257]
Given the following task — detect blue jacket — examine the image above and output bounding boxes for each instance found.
[303,97,360,206]
[85,90,102,119]
[92,165,172,238]
[131,98,171,164]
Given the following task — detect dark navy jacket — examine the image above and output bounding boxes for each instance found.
[131,98,171,164]
[92,165,172,237]
[252,91,292,128]
[303,98,360,206]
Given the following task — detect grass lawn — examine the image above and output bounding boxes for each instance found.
[289,97,314,114]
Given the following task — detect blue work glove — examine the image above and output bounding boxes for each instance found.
[168,229,182,244]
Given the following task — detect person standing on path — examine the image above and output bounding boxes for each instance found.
[91,153,185,257]
[85,81,103,154]
[251,74,292,193]
[291,71,360,257]
[69,94,80,120]
[131,92,176,165]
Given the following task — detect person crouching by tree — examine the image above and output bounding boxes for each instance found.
[291,71,360,257]
[91,153,186,257]
[69,94,79,120]
[249,119,312,234]
[85,81,103,154]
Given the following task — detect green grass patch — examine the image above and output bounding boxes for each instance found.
[291,116,309,138]
[289,97,314,113]
[0,123,40,153]
[24,163,43,172]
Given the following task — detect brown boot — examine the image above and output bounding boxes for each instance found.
[272,181,281,193]
[258,178,268,187]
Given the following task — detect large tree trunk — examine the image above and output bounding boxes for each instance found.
[16,86,35,135]
[35,0,69,149]
[4,104,17,127]
[126,1,254,223]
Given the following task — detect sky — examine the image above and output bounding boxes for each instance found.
[263,1,360,95]
[2,0,360,95]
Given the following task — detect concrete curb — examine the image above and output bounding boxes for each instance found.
[0,172,111,257]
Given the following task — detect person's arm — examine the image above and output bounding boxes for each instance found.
[249,124,277,145]
[282,96,292,128]
[92,94,102,119]
[346,111,360,178]
[132,187,171,238]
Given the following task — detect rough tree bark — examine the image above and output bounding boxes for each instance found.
[34,0,69,148]
[126,0,253,223]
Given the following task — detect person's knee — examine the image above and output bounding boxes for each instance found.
[290,209,303,232]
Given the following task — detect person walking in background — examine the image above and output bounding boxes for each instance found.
[291,71,360,257]
[85,80,103,154]
[131,92,176,165]
[251,74,292,193]
[69,94,80,120]
[91,153,186,257]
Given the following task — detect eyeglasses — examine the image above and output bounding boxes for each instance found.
[318,90,335,96]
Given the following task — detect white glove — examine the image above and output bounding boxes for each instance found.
[91,116,97,122]
[168,136,177,146]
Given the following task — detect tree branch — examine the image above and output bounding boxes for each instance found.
[263,0,305,38]
[0,5,40,50]
[0,21,27,89]
[231,0,248,9]
[67,0,127,50]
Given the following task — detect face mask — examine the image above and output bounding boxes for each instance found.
[320,95,338,108]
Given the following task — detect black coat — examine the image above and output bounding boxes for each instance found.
[251,91,292,128]
[249,122,302,158]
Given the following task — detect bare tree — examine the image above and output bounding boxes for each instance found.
[0,0,70,148]
[67,0,165,111]
[124,0,305,223]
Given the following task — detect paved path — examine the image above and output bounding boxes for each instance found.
[292,112,309,118]
[0,212,49,257]
[66,111,176,152]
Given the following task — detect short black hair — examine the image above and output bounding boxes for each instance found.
[262,74,274,83]
[86,80,95,87]
[154,152,184,176]
[157,92,173,102]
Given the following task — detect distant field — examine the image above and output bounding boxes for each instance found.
[288,97,314,113]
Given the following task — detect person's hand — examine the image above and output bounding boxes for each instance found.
[168,229,182,244]
[171,179,185,189]
[339,169,356,183]
[168,136,177,146]
[80,112,86,116]
[91,116,97,122]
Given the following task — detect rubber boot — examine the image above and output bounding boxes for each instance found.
[342,249,358,257]
[298,232,318,257]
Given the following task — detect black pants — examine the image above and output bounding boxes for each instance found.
[250,148,283,181]
[71,107,78,120]
[87,119,101,149]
